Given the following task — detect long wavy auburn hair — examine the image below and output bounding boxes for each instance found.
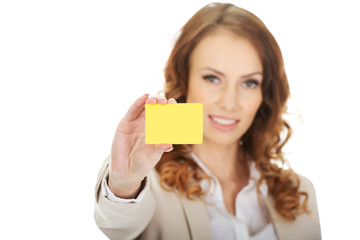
[155,3,310,221]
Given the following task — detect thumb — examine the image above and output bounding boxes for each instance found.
[154,144,173,152]
[143,144,173,170]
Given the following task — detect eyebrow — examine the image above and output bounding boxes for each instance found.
[200,67,263,78]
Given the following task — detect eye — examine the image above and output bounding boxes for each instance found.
[243,79,260,88]
[203,75,220,83]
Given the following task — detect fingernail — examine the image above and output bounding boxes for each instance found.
[164,148,173,152]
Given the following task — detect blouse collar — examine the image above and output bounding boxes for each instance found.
[189,151,268,197]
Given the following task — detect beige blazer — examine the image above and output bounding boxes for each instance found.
[94,156,321,240]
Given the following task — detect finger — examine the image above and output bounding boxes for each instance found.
[157,97,167,105]
[123,94,149,122]
[154,144,173,152]
[145,97,157,104]
[168,98,177,104]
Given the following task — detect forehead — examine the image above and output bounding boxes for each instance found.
[190,29,262,74]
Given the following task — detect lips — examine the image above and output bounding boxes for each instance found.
[209,115,240,131]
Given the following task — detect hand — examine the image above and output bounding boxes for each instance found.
[109,94,177,198]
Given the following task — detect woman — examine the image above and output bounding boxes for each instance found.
[94,3,321,240]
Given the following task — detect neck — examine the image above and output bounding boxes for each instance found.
[191,139,246,180]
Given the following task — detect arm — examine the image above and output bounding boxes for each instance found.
[94,155,155,240]
[93,95,176,239]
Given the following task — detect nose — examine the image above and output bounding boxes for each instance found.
[218,85,237,111]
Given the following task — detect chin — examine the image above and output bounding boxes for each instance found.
[204,133,241,147]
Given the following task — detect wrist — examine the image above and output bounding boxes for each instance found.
[108,170,143,199]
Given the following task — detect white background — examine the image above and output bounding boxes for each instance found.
[1,0,359,239]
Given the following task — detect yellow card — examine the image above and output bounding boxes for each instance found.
[145,103,203,144]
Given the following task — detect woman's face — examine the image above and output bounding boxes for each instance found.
[187,29,263,147]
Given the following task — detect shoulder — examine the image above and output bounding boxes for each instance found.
[297,174,317,202]
[297,174,316,193]
[267,173,322,240]
[296,173,320,221]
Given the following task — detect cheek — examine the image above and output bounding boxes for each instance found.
[252,97,263,116]
[187,79,209,103]
[242,93,263,116]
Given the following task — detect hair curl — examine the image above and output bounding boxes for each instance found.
[155,3,310,221]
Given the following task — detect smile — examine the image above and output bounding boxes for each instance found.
[209,115,240,131]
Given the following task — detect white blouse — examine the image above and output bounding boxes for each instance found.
[102,152,277,240]
[190,152,277,240]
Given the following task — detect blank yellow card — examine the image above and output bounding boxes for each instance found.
[145,103,203,144]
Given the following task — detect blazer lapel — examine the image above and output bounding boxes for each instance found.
[264,196,301,240]
[180,196,213,240]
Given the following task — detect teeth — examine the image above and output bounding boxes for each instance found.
[210,116,237,125]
